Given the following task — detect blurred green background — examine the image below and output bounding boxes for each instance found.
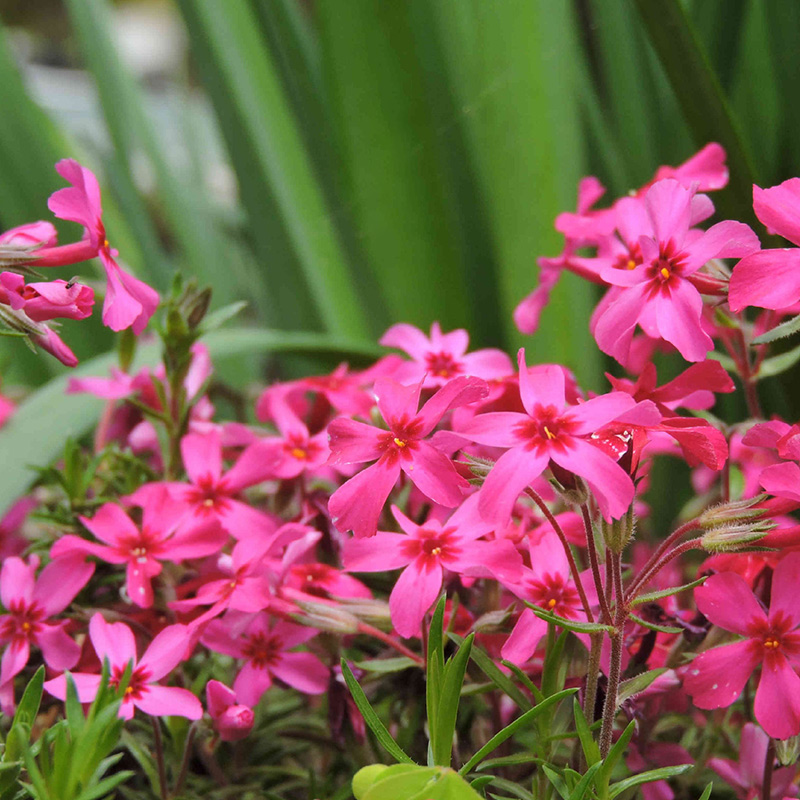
[0,0,795,512]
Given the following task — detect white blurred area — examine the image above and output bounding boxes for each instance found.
[6,1,238,208]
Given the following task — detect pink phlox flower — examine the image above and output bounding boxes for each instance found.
[683,553,800,739]
[0,388,13,430]
[201,611,328,706]
[344,496,521,638]
[0,272,94,322]
[649,142,729,193]
[44,613,202,720]
[379,322,513,388]
[500,527,596,665]
[137,429,280,541]
[52,487,225,608]
[730,178,800,312]
[206,680,254,741]
[0,554,93,713]
[459,350,659,524]
[282,562,372,604]
[0,497,36,560]
[593,179,759,363]
[0,221,58,249]
[708,723,797,799]
[254,387,330,479]
[42,159,159,333]
[327,375,488,538]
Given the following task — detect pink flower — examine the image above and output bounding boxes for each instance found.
[44,613,202,720]
[31,324,79,367]
[0,272,94,322]
[594,179,759,362]
[51,488,226,607]
[343,496,521,638]
[0,221,57,248]
[708,723,797,799]
[44,159,159,333]
[327,375,488,538]
[730,178,800,311]
[379,322,512,388]
[201,612,328,706]
[206,680,254,741]
[459,350,659,523]
[0,555,93,713]
[683,554,800,739]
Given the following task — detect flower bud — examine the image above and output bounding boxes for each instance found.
[206,680,254,742]
[292,598,360,634]
[600,506,635,554]
[700,520,774,553]
[462,453,495,484]
[697,495,768,529]
[777,735,800,766]
[338,597,393,629]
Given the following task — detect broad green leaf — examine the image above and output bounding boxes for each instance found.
[340,660,415,765]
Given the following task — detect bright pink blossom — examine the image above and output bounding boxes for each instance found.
[593,179,759,362]
[51,488,226,607]
[327,375,488,538]
[0,221,57,248]
[0,272,93,321]
[43,159,159,333]
[730,178,800,312]
[0,554,93,713]
[202,612,328,706]
[44,613,202,720]
[459,351,659,523]
[683,554,800,739]
[206,680,254,741]
[344,497,521,638]
[380,322,512,388]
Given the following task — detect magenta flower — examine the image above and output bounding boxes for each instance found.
[327,375,488,538]
[52,488,226,607]
[0,555,93,713]
[459,351,658,523]
[0,221,57,248]
[683,553,800,739]
[343,496,521,638]
[44,613,202,720]
[206,680,254,741]
[201,612,328,706]
[708,723,796,799]
[380,322,512,388]
[43,159,159,333]
[593,179,759,362]
[0,272,94,322]
[730,178,800,311]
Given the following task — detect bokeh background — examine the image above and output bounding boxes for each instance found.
[0,0,796,518]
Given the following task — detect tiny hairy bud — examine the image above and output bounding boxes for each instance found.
[600,506,635,554]
[777,735,800,766]
[462,453,495,484]
[697,494,769,529]
[292,599,360,634]
[337,597,393,628]
[700,520,774,553]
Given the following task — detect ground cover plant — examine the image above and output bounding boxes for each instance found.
[3,142,800,799]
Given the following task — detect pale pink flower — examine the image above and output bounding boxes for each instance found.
[44,613,202,720]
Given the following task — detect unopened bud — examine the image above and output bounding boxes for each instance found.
[601,506,635,554]
[700,520,774,553]
[293,599,360,633]
[697,495,769,529]
[337,597,393,629]
[206,680,254,742]
[187,287,212,329]
[548,468,590,509]
[777,735,800,766]
[462,453,495,484]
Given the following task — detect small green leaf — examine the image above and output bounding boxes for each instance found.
[201,301,249,333]
[528,605,615,633]
[340,659,415,764]
[596,720,635,790]
[609,765,692,798]
[628,612,684,634]
[630,577,707,606]
[572,698,601,767]
[567,762,604,800]
[753,313,800,344]
[698,782,714,800]
[757,340,800,378]
[432,633,474,766]
[353,657,419,674]
[617,669,669,705]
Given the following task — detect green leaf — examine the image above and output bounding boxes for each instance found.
[630,577,707,606]
[608,765,692,798]
[757,340,800,379]
[617,669,669,706]
[572,698,601,767]
[627,612,684,634]
[74,770,135,800]
[528,605,615,634]
[447,633,531,711]
[697,782,714,800]
[200,301,249,333]
[459,688,577,776]
[596,720,635,791]
[340,659,415,765]
[567,762,604,800]
[4,668,44,764]
[431,633,474,766]
[353,657,419,674]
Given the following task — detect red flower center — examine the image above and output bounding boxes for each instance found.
[243,632,283,669]
[425,352,462,379]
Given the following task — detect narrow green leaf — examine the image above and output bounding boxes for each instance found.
[340,659,415,764]
[757,341,800,379]
[632,0,759,223]
[353,657,419,674]
[447,634,531,711]
[487,776,536,800]
[74,770,135,800]
[753,313,800,345]
[432,633,474,766]
[528,605,614,634]
[698,782,714,800]
[567,762,604,800]
[631,577,707,606]
[617,669,669,706]
[608,765,692,798]
[571,699,601,767]
[459,688,577,776]
[628,612,684,634]
[596,720,636,790]
[542,764,569,800]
